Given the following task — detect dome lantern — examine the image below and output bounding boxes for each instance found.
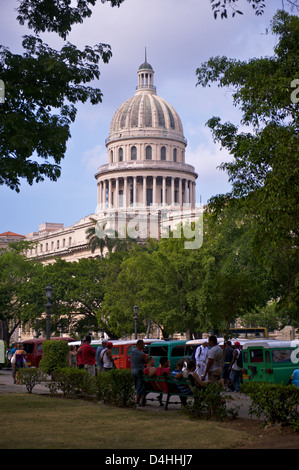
[136,49,156,93]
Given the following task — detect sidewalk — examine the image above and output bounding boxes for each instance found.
[0,369,258,419]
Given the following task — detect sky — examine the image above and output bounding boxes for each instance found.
[0,0,284,235]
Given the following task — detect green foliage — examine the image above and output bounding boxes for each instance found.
[241,382,299,428]
[17,0,126,39]
[48,367,93,398]
[17,367,47,394]
[0,244,42,345]
[39,340,69,375]
[184,383,232,420]
[210,0,266,19]
[94,369,135,406]
[196,10,299,324]
[0,36,112,192]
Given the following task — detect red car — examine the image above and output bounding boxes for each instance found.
[22,337,75,367]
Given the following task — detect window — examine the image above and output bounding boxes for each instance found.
[112,347,120,355]
[131,146,137,160]
[146,145,152,160]
[171,346,185,357]
[150,346,168,357]
[161,146,166,160]
[23,343,34,354]
[119,148,123,162]
[250,349,264,363]
[272,349,293,363]
[173,148,177,162]
[110,150,113,163]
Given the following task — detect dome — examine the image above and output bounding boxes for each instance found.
[138,61,153,70]
[107,61,186,146]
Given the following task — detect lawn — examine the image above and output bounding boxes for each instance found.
[0,393,256,449]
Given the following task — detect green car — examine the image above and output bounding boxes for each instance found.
[242,340,299,385]
[148,340,188,369]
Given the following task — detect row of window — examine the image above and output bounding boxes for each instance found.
[110,146,180,162]
[28,237,72,255]
[105,187,180,207]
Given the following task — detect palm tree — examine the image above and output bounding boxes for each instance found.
[86,218,118,256]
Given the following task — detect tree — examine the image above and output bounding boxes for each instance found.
[0,241,42,344]
[210,0,298,19]
[25,257,120,339]
[0,37,112,192]
[0,0,126,191]
[196,10,299,326]
[17,0,125,40]
[194,204,273,336]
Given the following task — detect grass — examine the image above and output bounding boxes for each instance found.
[0,393,255,449]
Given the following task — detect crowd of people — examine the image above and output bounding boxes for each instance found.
[130,336,243,407]
[9,334,242,404]
[67,336,119,376]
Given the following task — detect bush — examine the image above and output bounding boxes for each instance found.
[39,340,69,375]
[241,382,299,428]
[94,369,135,407]
[48,367,93,398]
[17,368,47,394]
[184,383,233,420]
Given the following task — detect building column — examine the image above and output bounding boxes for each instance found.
[179,178,182,206]
[133,176,137,205]
[152,175,157,205]
[103,180,107,208]
[162,176,166,205]
[143,176,147,206]
[124,176,127,208]
[108,178,112,207]
[192,181,196,208]
[115,177,119,209]
[171,177,175,206]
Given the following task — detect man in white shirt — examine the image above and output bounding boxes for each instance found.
[202,335,223,383]
[194,342,208,378]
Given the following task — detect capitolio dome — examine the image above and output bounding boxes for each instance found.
[107,60,186,145]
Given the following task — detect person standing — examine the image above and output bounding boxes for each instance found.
[77,339,85,369]
[96,338,108,373]
[100,342,119,371]
[221,340,234,390]
[131,339,146,407]
[202,335,223,383]
[78,336,96,376]
[14,344,26,384]
[67,345,78,368]
[229,341,243,392]
[194,342,208,378]
[9,343,17,384]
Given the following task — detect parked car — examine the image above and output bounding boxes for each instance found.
[23,337,75,367]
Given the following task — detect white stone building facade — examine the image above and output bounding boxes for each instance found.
[25,60,199,261]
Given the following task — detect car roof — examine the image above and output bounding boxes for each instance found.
[242,339,299,349]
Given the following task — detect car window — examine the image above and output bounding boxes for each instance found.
[149,346,168,357]
[171,346,185,357]
[250,348,264,363]
[272,349,292,363]
[23,344,34,353]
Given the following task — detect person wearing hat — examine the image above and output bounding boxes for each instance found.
[96,338,108,373]
[229,341,242,392]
